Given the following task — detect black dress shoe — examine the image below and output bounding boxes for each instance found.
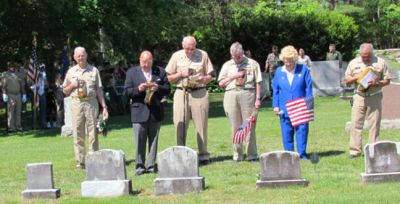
[146,168,157,174]
[199,160,210,165]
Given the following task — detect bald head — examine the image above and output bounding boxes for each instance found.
[360,43,374,64]
[139,50,153,70]
[182,36,197,57]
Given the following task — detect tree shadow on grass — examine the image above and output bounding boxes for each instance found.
[209,155,232,163]
[313,150,345,157]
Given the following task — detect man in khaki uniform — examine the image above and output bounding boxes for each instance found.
[63,47,108,169]
[218,42,262,162]
[14,60,27,114]
[166,36,214,164]
[344,43,390,158]
[2,62,27,132]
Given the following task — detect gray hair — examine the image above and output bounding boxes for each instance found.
[74,46,87,55]
[360,43,373,52]
[230,42,244,56]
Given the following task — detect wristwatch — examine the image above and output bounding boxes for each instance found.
[256,96,261,100]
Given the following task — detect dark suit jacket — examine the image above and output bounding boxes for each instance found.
[124,66,170,123]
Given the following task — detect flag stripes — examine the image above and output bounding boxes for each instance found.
[233,116,255,144]
[286,97,314,127]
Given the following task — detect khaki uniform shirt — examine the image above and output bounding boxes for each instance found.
[326,51,342,61]
[2,71,23,94]
[218,57,262,90]
[63,64,102,98]
[345,56,390,95]
[265,53,280,72]
[165,49,214,88]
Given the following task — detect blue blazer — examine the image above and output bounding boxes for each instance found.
[272,64,313,117]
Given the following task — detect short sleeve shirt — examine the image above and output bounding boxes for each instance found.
[345,56,390,94]
[265,53,280,71]
[3,71,22,94]
[165,49,214,88]
[218,57,262,90]
[63,64,102,98]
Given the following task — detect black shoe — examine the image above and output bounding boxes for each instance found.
[199,160,210,166]
[146,166,158,174]
[348,154,360,159]
[76,163,85,169]
[246,158,259,162]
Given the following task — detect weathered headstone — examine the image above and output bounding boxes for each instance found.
[61,96,72,136]
[154,146,205,195]
[21,163,61,199]
[311,61,342,96]
[345,83,400,133]
[81,149,132,197]
[256,151,308,188]
[361,141,400,183]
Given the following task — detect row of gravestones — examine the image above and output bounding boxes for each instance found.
[21,141,400,199]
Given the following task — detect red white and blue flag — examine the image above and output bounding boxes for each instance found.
[28,37,40,108]
[233,116,256,144]
[286,96,314,127]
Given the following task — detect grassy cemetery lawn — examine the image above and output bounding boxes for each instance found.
[1,94,400,203]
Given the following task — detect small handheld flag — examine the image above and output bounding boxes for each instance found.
[286,96,314,127]
[233,112,257,144]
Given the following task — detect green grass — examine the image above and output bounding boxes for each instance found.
[1,95,400,203]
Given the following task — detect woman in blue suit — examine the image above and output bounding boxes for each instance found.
[272,45,313,160]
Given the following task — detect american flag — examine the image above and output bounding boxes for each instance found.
[28,40,40,108]
[286,96,314,127]
[233,116,256,144]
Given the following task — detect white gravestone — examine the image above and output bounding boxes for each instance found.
[61,96,72,136]
[361,141,400,183]
[256,151,308,188]
[21,162,61,199]
[154,146,205,195]
[81,149,132,197]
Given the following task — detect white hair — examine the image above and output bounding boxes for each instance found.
[230,42,244,56]
[74,46,87,55]
[360,43,373,52]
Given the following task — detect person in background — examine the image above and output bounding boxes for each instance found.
[272,45,313,160]
[297,48,312,69]
[2,61,26,132]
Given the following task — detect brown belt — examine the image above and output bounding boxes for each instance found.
[226,88,255,92]
[356,91,382,97]
[176,87,206,92]
[71,96,95,101]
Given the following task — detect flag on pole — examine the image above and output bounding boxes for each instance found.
[28,36,40,108]
[286,96,314,127]
[233,115,257,144]
[61,45,69,80]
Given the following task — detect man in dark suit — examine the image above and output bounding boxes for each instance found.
[124,51,170,175]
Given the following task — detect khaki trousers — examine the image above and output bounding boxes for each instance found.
[7,93,22,130]
[71,98,99,164]
[173,88,209,160]
[223,90,258,160]
[349,93,382,155]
